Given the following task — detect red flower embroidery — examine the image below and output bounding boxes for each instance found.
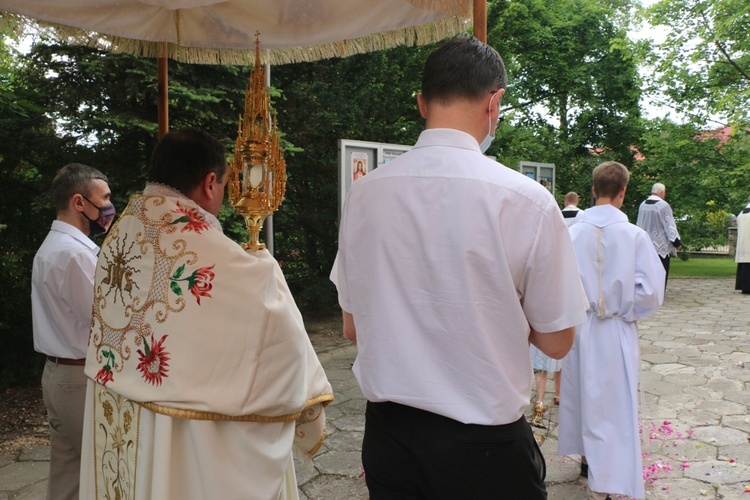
[96,349,116,386]
[171,202,211,233]
[169,264,216,305]
[189,265,215,305]
[137,335,170,386]
[96,367,114,386]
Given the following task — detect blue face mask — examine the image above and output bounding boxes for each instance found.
[81,195,116,236]
[480,91,503,153]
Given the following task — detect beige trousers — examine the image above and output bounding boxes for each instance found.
[41,360,87,500]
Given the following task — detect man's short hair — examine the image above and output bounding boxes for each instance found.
[651,182,666,195]
[52,163,108,213]
[593,161,630,199]
[148,128,227,195]
[421,36,507,103]
[564,192,579,205]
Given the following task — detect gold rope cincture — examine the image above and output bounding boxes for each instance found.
[596,227,606,319]
[133,393,334,422]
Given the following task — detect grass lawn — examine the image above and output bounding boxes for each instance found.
[670,257,737,278]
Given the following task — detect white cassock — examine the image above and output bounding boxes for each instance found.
[558,204,665,500]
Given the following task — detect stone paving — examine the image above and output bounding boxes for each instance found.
[2,277,749,499]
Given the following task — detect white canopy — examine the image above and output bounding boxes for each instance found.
[0,0,473,64]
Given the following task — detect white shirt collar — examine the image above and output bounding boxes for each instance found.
[413,128,482,153]
[50,220,98,251]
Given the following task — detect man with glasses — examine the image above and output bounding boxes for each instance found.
[331,36,588,499]
[32,163,115,500]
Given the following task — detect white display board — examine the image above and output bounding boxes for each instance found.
[338,139,411,215]
[518,161,555,195]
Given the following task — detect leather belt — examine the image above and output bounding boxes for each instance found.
[47,356,86,366]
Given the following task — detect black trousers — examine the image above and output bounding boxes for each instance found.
[362,401,547,500]
[660,255,671,289]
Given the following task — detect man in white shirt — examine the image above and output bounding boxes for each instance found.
[31,163,115,500]
[562,191,584,227]
[636,182,682,288]
[331,36,588,499]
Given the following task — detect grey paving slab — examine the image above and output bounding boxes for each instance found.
[0,460,48,492]
[3,277,749,499]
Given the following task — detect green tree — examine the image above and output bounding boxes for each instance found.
[487,0,644,201]
[630,119,748,248]
[645,0,750,123]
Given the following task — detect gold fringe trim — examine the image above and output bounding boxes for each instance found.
[137,393,334,422]
[0,11,471,66]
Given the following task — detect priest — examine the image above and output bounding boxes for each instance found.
[80,128,333,500]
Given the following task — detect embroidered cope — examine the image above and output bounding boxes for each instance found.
[81,188,332,499]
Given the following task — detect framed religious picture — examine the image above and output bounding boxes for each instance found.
[351,153,368,182]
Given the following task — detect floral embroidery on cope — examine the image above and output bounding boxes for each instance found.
[137,335,170,386]
[169,264,216,305]
[171,202,211,233]
[96,350,116,386]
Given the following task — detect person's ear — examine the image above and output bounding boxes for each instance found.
[416,93,428,119]
[71,193,85,212]
[203,172,218,201]
[493,88,506,105]
[488,88,505,111]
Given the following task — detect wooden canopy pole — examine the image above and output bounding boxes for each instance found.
[158,56,169,138]
[474,0,487,43]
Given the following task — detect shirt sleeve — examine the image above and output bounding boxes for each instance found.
[521,198,588,333]
[329,252,351,313]
[59,250,98,328]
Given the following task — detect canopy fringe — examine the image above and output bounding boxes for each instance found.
[1,11,471,66]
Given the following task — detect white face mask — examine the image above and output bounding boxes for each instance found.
[480,91,502,153]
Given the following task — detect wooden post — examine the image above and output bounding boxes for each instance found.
[474,0,487,43]
[158,56,169,138]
